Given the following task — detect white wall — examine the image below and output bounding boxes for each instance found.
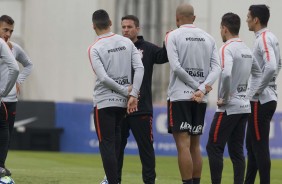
[21,0,116,102]
[1,0,282,110]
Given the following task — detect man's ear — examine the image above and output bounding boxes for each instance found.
[254,17,259,25]
[223,26,228,33]
[109,20,112,27]
[192,15,196,23]
[93,24,96,30]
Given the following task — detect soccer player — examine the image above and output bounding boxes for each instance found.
[245,5,281,184]
[0,38,19,177]
[0,15,33,176]
[88,10,144,184]
[116,15,168,184]
[206,12,262,184]
[165,3,220,184]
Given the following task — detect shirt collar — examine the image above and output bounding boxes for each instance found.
[255,28,269,38]
[98,32,114,38]
[225,37,242,44]
[134,36,144,47]
[180,24,196,28]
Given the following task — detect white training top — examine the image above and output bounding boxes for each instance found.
[216,38,262,115]
[88,32,144,109]
[250,28,281,104]
[2,42,33,102]
[0,38,19,102]
[165,24,221,102]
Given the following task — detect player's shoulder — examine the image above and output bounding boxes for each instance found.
[0,37,5,44]
[9,41,22,50]
[199,29,215,42]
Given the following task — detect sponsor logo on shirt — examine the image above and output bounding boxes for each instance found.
[241,54,252,58]
[108,98,127,103]
[185,68,204,77]
[113,76,130,85]
[186,37,205,42]
[270,76,276,82]
[240,104,249,108]
[237,84,247,93]
[108,46,126,53]
[184,90,194,94]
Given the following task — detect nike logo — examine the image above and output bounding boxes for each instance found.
[14,117,37,127]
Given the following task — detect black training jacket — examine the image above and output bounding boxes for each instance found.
[130,36,168,116]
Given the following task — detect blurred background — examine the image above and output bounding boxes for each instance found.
[1,0,282,109]
[1,0,282,157]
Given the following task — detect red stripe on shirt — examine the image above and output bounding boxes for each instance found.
[213,112,223,143]
[253,102,261,141]
[262,32,270,62]
[165,32,171,46]
[221,40,242,69]
[95,107,102,142]
[88,34,116,74]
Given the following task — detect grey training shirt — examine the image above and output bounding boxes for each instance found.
[2,42,33,102]
[217,38,262,115]
[0,38,19,102]
[250,28,281,104]
[166,24,221,102]
[88,32,144,109]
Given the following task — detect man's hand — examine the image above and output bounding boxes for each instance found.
[127,96,138,114]
[16,82,20,95]
[192,90,205,103]
[7,41,13,50]
[205,85,212,94]
[217,98,224,107]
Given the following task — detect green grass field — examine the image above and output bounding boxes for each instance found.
[5,151,282,183]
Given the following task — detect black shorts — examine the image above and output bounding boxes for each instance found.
[167,100,207,135]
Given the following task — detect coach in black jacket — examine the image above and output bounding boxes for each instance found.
[118,15,168,184]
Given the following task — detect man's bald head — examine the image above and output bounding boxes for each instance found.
[176,3,194,17]
[176,3,195,27]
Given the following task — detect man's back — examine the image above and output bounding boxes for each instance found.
[88,32,143,109]
[166,24,220,102]
[251,28,281,103]
[217,38,261,115]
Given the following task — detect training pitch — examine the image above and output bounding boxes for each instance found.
[6,151,282,183]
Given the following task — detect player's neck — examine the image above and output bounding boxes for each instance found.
[96,27,111,36]
[226,34,239,41]
[255,25,267,33]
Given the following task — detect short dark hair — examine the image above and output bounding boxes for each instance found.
[121,15,139,27]
[221,12,240,35]
[249,4,270,26]
[92,9,111,30]
[0,15,14,25]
